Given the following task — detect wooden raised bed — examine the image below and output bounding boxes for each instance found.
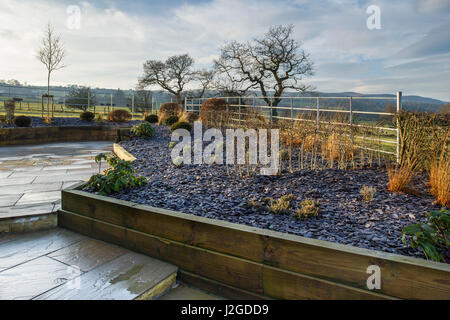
[59,183,450,300]
[0,126,131,146]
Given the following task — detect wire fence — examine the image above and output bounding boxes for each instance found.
[185,92,403,162]
[0,84,168,120]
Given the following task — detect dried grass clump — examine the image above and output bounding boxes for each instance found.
[387,163,415,193]
[360,185,376,202]
[265,194,295,214]
[295,199,320,220]
[158,103,183,125]
[107,109,132,122]
[429,158,450,207]
[303,134,317,152]
[180,112,199,123]
[428,130,449,207]
[325,133,355,160]
[200,98,231,128]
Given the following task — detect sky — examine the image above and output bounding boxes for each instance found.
[0,0,449,101]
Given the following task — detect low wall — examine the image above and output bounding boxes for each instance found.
[0,126,131,146]
[59,185,450,300]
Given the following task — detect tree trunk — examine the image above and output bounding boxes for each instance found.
[47,72,51,117]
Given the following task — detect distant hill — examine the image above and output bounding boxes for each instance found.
[0,83,447,112]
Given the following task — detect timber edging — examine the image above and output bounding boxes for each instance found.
[59,182,450,300]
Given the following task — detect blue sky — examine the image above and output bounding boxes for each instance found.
[1,0,449,101]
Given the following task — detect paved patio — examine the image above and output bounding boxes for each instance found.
[0,228,222,300]
[0,141,112,219]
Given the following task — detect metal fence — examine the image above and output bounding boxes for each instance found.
[0,84,166,119]
[185,92,403,162]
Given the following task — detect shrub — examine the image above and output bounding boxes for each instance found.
[87,154,147,195]
[402,209,449,262]
[145,114,159,123]
[295,199,320,220]
[80,111,95,122]
[180,112,199,123]
[158,102,183,125]
[107,109,132,122]
[131,122,154,138]
[172,156,184,167]
[164,115,179,126]
[200,98,231,127]
[360,185,376,202]
[12,115,31,127]
[170,121,192,132]
[429,131,449,207]
[169,142,176,149]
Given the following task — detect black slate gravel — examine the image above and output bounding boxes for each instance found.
[1,116,142,128]
[102,125,448,262]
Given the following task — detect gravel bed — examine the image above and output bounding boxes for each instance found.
[99,125,448,261]
[1,116,142,128]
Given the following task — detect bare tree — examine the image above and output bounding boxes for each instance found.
[188,69,216,99]
[37,23,66,115]
[215,25,314,114]
[139,54,195,105]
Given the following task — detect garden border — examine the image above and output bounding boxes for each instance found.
[0,126,131,146]
[59,182,450,300]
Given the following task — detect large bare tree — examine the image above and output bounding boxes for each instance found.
[37,23,66,115]
[215,25,314,113]
[139,54,195,105]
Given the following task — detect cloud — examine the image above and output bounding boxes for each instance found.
[0,0,449,101]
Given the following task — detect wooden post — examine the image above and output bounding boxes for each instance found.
[290,97,294,128]
[349,96,354,144]
[131,95,135,120]
[316,97,320,130]
[396,91,402,164]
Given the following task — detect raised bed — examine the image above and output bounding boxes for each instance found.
[59,183,450,300]
[0,126,131,146]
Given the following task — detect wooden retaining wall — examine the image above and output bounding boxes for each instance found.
[59,185,450,300]
[0,126,131,146]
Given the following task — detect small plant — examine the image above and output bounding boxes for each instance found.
[172,156,184,167]
[170,121,192,132]
[12,115,31,127]
[95,113,104,124]
[80,111,95,122]
[169,142,176,149]
[295,199,320,220]
[263,194,295,214]
[107,109,132,122]
[279,149,289,161]
[44,115,52,125]
[87,154,147,195]
[145,114,159,123]
[165,115,179,126]
[402,209,450,262]
[131,122,154,139]
[360,185,376,202]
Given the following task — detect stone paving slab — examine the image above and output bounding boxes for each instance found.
[0,141,112,220]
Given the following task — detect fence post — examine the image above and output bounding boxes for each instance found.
[110,94,113,113]
[184,97,187,112]
[290,97,294,128]
[131,95,135,120]
[349,96,354,144]
[396,91,402,164]
[316,97,320,130]
[238,97,242,125]
[87,92,90,113]
[270,97,273,123]
[63,91,66,112]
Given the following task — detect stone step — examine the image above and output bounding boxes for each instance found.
[0,228,178,300]
[34,252,178,300]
